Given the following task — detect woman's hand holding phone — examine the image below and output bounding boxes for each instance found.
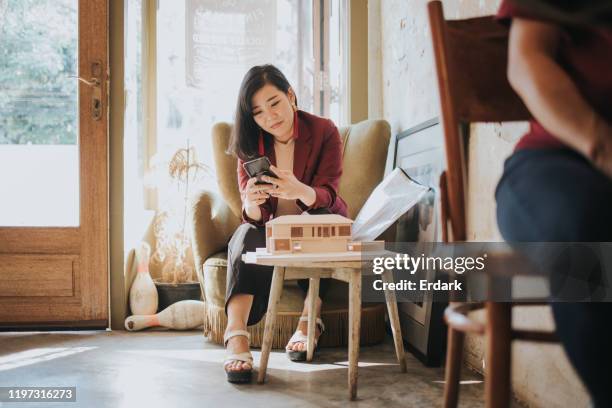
[245,176,272,206]
[243,177,271,221]
[261,165,316,206]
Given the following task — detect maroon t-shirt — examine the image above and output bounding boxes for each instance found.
[497,1,612,150]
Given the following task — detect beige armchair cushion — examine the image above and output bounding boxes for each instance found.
[191,119,391,348]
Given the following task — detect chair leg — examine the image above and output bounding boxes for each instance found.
[381,270,407,372]
[485,302,512,408]
[348,269,361,400]
[443,327,465,408]
[306,277,320,362]
[257,266,286,384]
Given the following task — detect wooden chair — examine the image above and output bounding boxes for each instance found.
[427,1,558,407]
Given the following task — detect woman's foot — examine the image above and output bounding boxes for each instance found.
[224,328,253,383]
[285,316,325,361]
[286,316,322,352]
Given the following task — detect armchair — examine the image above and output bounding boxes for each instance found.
[190,119,391,348]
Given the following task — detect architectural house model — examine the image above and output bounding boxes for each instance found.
[265,214,362,254]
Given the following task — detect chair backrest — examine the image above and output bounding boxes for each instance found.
[428,0,531,241]
[210,119,391,220]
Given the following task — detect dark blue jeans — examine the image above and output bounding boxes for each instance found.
[496,148,612,408]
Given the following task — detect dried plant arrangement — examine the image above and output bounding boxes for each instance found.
[150,140,211,284]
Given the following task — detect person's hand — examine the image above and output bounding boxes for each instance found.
[261,165,314,202]
[243,176,271,209]
[586,120,612,180]
[590,138,612,180]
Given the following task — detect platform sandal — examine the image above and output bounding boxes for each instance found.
[285,316,325,362]
[224,329,253,383]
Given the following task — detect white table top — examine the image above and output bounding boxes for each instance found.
[242,248,393,269]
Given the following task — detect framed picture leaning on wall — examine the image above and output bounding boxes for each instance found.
[392,117,448,367]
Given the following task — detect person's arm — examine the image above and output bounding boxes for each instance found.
[264,164,316,205]
[237,159,272,225]
[243,192,263,222]
[263,121,343,210]
[295,180,317,207]
[507,18,612,171]
[296,121,343,210]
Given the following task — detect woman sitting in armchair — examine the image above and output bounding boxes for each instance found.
[222,64,348,383]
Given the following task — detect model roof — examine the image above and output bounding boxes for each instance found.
[266,214,354,225]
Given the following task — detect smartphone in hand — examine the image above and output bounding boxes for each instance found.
[242,156,278,185]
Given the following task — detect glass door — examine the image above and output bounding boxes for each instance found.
[0,0,79,227]
[0,0,109,327]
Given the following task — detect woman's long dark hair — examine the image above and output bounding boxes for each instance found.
[228,64,296,161]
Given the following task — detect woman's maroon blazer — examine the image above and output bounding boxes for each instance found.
[237,110,348,226]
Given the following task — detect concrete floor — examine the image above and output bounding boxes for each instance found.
[0,330,517,408]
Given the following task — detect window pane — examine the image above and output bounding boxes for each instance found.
[339,225,350,236]
[153,0,345,204]
[291,226,303,237]
[124,0,148,245]
[328,0,348,124]
[274,239,290,251]
[0,0,79,226]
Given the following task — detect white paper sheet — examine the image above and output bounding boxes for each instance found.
[351,168,429,241]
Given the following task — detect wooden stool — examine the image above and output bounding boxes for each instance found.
[243,257,407,401]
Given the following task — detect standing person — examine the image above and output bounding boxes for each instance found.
[495,1,612,406]
[222,64,348,383]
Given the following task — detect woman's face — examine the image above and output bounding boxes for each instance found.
[251,83,296,143]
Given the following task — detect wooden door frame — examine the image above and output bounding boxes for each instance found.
[77,0,109,327]
[0,0,109,328]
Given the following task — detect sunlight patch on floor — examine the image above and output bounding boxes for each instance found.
[119,349,398,373]
[0,347,96,372]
